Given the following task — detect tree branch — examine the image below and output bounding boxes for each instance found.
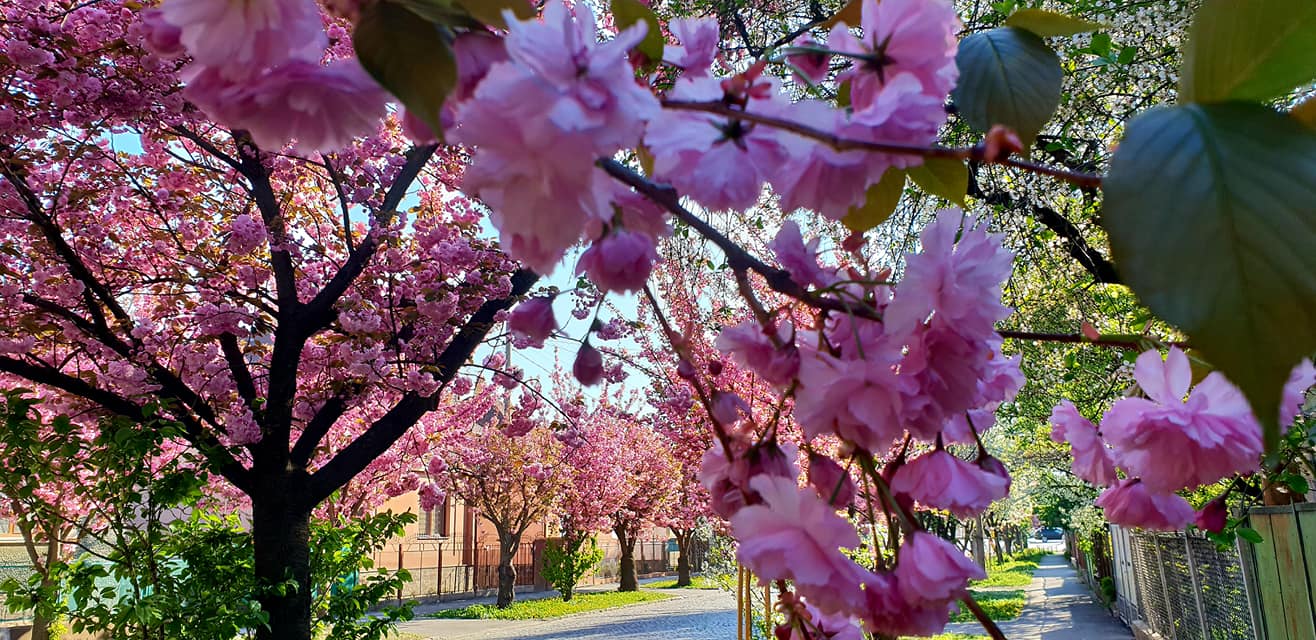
[661,100,1104,189]
[307,269,537,503]
[0,356,252,493]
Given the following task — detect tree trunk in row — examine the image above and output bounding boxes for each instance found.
[674,529,694,587]
[252,476,313,640]
[615,526,637,592]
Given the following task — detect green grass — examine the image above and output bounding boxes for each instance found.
[949,589,1026,623]
[428,590,673,620]
[971,550,1047,588]
[645,575,719,589]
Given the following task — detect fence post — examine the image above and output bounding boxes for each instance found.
[396,545,404,607]
[1152,537,1178,640]
[1182,534,1211,639]
[1235,532,1266,640]
[437,540,444,598]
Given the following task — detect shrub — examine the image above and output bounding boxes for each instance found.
[542,536,603,602]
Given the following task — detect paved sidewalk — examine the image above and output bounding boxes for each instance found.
[946,554,1133,640]
[396,586,735,640]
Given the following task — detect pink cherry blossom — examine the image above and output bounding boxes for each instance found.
[860,572,954,637]
[228,214,267,255]
[508,297,557,348]
[1281,358,1315,427]
[645,74,791,211]
[138,9,184,58]
[768,221,838,288]
[714,319,800,387]
[885,210,1013,339]
[1095,479,1194,531]
[828,0,960,108]
[663,18,720,76]
[1049,400,1118,487]
[731,475,868,615]
[1101,348,1261,492]
[418,482,445,511]
[575,229,659,293]
[502,0,657,149]
[807,453,856,508]
[894,531,985,605]
[889,449,1008,518]
[573,343,604,386]
[793,351,904,452]
[187,59,390,153]
[160,0,326,81]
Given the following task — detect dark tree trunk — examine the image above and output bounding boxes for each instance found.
[252,475,313,640]
[496,531,519,608]
[616,525,637,592]
[675,529,693,587]
[30,611,51,640]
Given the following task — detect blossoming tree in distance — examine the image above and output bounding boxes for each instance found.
[2,0,1315,638]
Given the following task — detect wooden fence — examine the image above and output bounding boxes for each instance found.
[1247,504,1316,640]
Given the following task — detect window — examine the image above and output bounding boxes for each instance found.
[420,498,448,538]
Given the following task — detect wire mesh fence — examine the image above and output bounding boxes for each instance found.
[1111,526,1256,640]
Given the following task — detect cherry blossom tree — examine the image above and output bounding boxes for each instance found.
[428,386,565,608]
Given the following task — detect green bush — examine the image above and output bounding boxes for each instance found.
[542,536,603,602]
[1099,576,1117,605]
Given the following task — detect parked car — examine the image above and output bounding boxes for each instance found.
[1036,527,1064,541]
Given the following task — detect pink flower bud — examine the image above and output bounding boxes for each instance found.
[1195,498,1228,534]
[508,297,556,348]
[573,343,603,386]
[677,358,697,380]
[787,36,831,83]
[575,229,658,293]
[808,453,856,508]
[711,391,748,426]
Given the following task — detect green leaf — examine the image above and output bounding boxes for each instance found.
[1179,0,1316,103]
[1004,9,1105,37]
[1103,103,1316,450]
[453,0,534,29]
[842,169,906,233]
[907,158,968,206]
[610,0,664,63]
[389,0,472,26]
[951,27,1063,144]
[1237,527,1264,545]
[354,1,459,138]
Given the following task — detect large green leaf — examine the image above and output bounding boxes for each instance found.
[842,169,906,233]
[1103,103,1316,448]
[951,27,1063,144]
[1179,0,1316,103]
[907,158,968,206]
[610,0,664,63]
[354,1,458,137]
[453,0,534,29]
[1004,9,1105,37]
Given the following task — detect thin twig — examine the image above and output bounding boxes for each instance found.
[661,100,1104,190]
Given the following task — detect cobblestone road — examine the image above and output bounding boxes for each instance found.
[398,588,736,640]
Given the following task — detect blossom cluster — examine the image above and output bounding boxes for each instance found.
[692,207,1018,636]
[1050,349,1315,531]
[147,0,388,151]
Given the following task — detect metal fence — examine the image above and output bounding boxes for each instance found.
[1110,525,1257,640]
[367,538,705,601]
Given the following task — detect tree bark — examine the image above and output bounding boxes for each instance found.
[496,531,519,608]
[675,529,693,587]
[616,526,637,592]
[971,517,987,569]
[252,476,313,640]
